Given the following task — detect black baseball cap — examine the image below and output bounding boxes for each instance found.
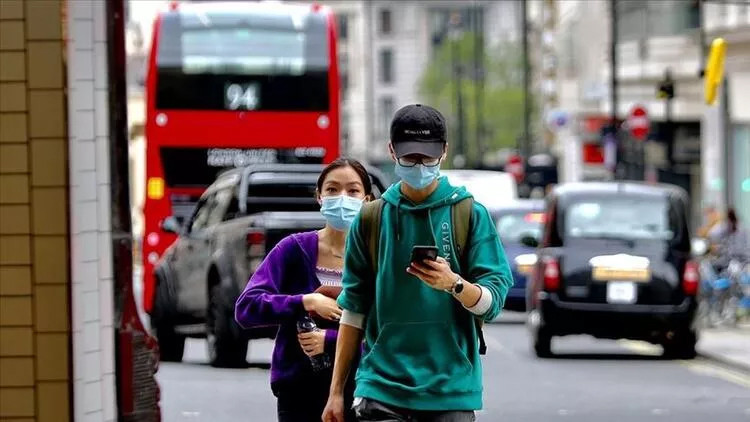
[390,104,447,158]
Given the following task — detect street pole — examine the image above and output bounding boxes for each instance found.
[609,0,619,178]
[451,12,466,168]
[473,6,485,168]
[721,77,731,209]
[521,0,531,160]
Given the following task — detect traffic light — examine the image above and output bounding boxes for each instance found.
[657,79,675,100]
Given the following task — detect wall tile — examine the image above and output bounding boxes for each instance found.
[71,19,93,51]
[27,41,63,89]
[25,0,62,41]
[0,113,27,143]
[73,110,95,141]
[83,320,99,352]
[31,188,68,235]
[0,52,25,81]
[0,266,31,295]
[68,1,92,20]
[37,381,69,422]
[34,285,68,332]
[0,357,34,386]
[0,144,28,173]
[0,205,30,234]
[0,0,24,20]
[70,144,96,175]
[0,327,32,356]
[72,231,97,263]
[36,333,68,381]
[75,260,98,292]
[0,296,32,325]
[83,350,100,382]
[0,174,29,203]
[102,373,116,420]
[68,80,94,113]
[0,82,26,112]
[70,49,94,82]
[82,290,99,322]
[0,235,30,265]
[74,198,97,234]
[83,380,102,413]
[33,236,68,284]
[31,139,66,187]
[93,43,107,90]
[0,386,35,417]
[28,90,65,138]
[0,21,24,50]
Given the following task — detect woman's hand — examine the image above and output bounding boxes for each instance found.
[298,330,326,356]
[302,293,342,321]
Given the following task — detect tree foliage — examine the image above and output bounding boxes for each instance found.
[419,35,533,166]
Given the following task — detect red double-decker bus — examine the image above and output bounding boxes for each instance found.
[142,1,339,312]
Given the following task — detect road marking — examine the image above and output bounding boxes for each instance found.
[619,340,750,389]
[681,360,750,389]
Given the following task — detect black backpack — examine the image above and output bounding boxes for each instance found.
[359,197,487,355]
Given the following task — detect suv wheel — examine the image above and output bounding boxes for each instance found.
[207,284,248,368]
[662,329,697,360]
[151,272,185,362]
[532,326,553,358]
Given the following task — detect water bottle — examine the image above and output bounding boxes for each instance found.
[297,315,331,372]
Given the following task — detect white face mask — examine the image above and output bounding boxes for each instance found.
[320,195,364,231]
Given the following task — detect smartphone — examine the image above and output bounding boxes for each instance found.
[410,246,439,264]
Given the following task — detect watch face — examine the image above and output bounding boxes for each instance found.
[454,281,464,294]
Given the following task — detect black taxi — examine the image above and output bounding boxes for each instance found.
[525,182,700,358]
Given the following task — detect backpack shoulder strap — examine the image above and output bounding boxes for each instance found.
[360,199,384,274]
[451,197,474,266]
[451,197,487,355]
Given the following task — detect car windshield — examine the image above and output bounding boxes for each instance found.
[565,196,675,240]
[496,211,545,244]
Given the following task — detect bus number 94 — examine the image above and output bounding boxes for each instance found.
[225,83,259,111]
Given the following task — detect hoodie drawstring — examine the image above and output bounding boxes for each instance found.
[426,209,439,247]
[395,195,402,241]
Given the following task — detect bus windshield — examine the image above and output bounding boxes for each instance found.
[156,10,329,111]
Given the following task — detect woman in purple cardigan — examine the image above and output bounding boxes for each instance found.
[235,158,371,422]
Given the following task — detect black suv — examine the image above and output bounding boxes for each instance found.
[525,182,700,359]
[150,164,387,367]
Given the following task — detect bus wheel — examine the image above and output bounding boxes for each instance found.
[152,272,185,362]
[207,284,247,368]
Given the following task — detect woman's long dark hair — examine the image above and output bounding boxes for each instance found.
[727,208,738,233]
[316,157,373,197]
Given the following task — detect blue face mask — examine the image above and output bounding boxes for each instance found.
[394,163,441,190]
[320,195,364,231]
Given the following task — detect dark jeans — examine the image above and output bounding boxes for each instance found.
[276,371,356,422]
[353,398,475,422]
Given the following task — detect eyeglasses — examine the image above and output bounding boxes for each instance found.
[397,156,441,167]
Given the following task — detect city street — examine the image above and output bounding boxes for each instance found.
[156,313,750,422]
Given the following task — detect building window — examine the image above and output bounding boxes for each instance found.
[379,48,394,84]
[379,8,392,35]
[380,96,395,137]
[337,14,348,40]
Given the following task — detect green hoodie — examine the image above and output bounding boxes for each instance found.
[338,176,513,411]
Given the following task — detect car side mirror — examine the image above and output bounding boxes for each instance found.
[520,234,539,249]
[691,238,709,257]
[160,216,181,234]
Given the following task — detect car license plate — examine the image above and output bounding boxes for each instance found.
[607,281,637,304]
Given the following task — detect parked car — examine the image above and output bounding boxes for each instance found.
[150,164,388,367]
[441,170,518,210]
[525,182,700,359]
[492,200,545,312]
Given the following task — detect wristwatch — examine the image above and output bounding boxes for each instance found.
[449,276,464,296]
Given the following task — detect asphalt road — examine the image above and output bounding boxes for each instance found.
[156,313,750,422]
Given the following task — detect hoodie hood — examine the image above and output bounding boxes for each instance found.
[381,176,473,242]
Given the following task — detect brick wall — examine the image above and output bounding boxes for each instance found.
[66,0,117,421]
[0,1,72,421]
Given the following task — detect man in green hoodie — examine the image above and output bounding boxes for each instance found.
[323,104,513,422]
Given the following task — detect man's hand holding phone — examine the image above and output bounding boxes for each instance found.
[407,246,457,291]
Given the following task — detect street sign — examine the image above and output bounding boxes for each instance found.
[505,154,525,183]
[627,105,649,141]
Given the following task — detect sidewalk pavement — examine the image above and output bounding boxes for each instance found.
[697,322,750,372]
